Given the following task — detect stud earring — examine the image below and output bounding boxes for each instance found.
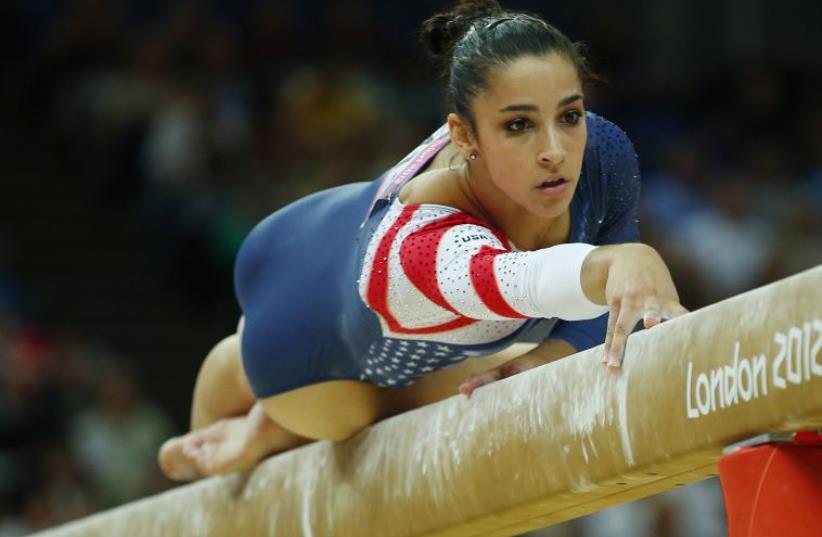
[468,153,478,161]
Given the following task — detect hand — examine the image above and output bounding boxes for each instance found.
[459,340,576,396]
[600,244,688,368]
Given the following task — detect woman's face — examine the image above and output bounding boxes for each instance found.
[466,52,587,219]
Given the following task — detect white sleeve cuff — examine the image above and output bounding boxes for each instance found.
[524,243,609,321]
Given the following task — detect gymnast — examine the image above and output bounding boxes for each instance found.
[159,0,687,481]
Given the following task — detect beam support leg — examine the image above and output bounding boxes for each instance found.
[719,431,822,537]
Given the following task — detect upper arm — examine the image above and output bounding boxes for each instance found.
[260,380,383,441]
[592,117,642,244]
[397,218,522,320]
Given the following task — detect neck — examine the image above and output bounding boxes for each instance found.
[464,170,570,251]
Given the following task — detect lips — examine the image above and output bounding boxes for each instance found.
[538,177,567,188]
[535,176,570,197]
[537,177,567,188]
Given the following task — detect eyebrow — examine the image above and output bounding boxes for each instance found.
[498,93,583,113]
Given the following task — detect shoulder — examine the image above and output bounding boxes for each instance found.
[584,112,641,193]
[362,196,510,280]
[388,196,506,246]
[399,167,469,211]
[579,113,642,242]
[585,112,638,165]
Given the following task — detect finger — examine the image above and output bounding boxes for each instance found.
[603,303,619,364]
[643,304,662,329]
[458,370,500,396]
[663,303,689,319]
[643,301,689,326]
[608,304,641,369]
[459,368,502,397]
[650,302,689,324]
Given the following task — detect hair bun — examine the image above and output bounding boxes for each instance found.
[420,0,504,59]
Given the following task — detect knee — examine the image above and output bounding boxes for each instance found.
[193,333,254,426]
[202,334,245,384]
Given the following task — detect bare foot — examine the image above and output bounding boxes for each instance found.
[158,403,307,481]
[159,435,202,481]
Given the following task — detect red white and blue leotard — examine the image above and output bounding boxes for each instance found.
[235,112,640,398]
[360,197,607,343]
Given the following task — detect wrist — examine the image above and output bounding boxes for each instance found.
[582,243,661,305]
[580,246,615,305]
[523,243,608,320]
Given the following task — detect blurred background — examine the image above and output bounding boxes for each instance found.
[0,0,819,535]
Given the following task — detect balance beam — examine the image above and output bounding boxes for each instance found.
[36,265,822,537]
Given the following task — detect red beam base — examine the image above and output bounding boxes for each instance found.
[718,431,822,537]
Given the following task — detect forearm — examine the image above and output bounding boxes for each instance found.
[191,333,257,430]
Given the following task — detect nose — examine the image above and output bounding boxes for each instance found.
[538,128,565,167]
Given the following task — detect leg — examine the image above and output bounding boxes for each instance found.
[191,333,256,429]
[158,333,309,481]
[243,345,540,445]
[179,401,311,477]
[251,350,533,444]
[159,339,570,480]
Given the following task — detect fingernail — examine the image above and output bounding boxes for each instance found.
[607,353,621,368]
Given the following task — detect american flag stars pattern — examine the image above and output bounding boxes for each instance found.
[359,339,462,386]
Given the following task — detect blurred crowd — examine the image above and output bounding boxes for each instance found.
[0,318,173,534]
[0,0,819,535]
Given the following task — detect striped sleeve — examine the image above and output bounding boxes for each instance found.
[398,215,608,322]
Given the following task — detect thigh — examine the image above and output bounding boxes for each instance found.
[381,343,535,416]
[260,380,383,441]
[192,332,256,430]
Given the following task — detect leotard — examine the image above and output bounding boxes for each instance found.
[235,112,640,398]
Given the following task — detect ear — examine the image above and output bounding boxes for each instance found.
[447,113,477,159]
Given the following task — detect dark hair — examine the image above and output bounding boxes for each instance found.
[421,0,592,131]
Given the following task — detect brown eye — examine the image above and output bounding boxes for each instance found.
[506,118,530,132]
[562,110,582,125]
